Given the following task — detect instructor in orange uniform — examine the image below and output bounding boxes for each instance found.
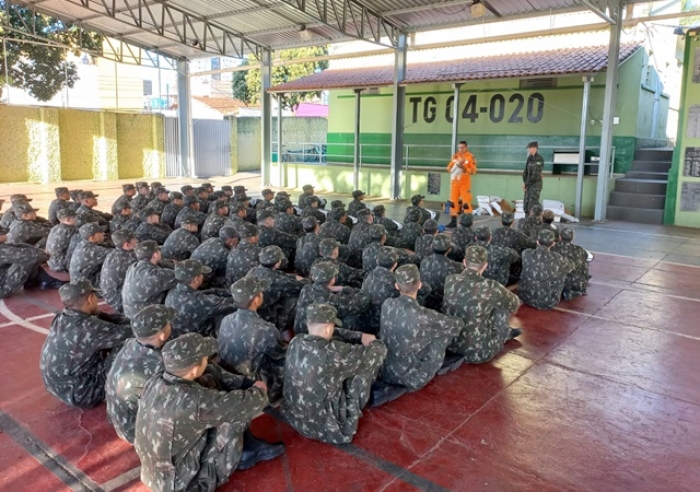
[446,140,477,228]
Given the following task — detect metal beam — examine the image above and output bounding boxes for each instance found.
[594,0,622,221]
[575,75,593,218]
[581,0,615,24]
[260,49,272,187]
[176,59,193,177]
[451,83,463,155]
[389,33,407,199]
[353,88,363,191]
[276,95,285,187]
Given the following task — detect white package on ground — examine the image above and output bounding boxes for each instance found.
[475,196,495,216]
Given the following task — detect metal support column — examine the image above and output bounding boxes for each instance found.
[575,76,593,218]
[260,49,272,186]
[594,0,622,221]
[353,89,363,191]
[390,33,408,199]
[451,83,463,152]
[177,59,193,177]
[276,95,284,187]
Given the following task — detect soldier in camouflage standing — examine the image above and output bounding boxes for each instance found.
[474,225,519,286]
[105,304,174,443]
[134,333,284,492]
[191,225,239,288]
[165,260,235,337]
[218,277,287,404]
[282,303,386,443]
[552,227,589,300]
[443,246,522,364]
[70,223,112,286]
[122,240,178,318]
[523,141,544,215]
[380,264,464,393]
[161,217,200,261]
[46,208,79,272]
[100,229,138,314]
[40,280,132,407]
[49,187,72,225]
[420,234,464,310]
[519,229,574,310]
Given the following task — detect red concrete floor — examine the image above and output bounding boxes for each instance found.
[2,249,700,492]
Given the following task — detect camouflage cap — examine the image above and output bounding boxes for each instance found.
[352,190,365,199]
[357,208,372,220]
[369,224,387,239]
[221,185,233,192]
[377,246,398,268]
[184,196,199,205]
[180,185,194,193]
[236,195,251,202]
[170,191,184,200]
[122,184,135,192]
[79,222,106,239]
[219,225,239,240]
[135,181,149,189]
[538,228,556,245]
[475,225,492,242]
[238,222,259,238]
[410,194,425,205]
[59,279,98,304]
[10,194,31,202]
[256,209,276,222]
[115,201,132,211]
[15,202,39,214]
[79,190,99,199]
[180,216,200,226]
[277,198,293,210]
[527,141,539,149]
[132,305,178,338]
[405,208,421,222]
[154,186,169,196]
[501,211,515,224]
[560,227,574,242]
[134,240,160,260]
[142,206,160,217]
[261,188,273,196]
[233,185,247,193]
[432,234,452,253]
[201,182,212,189]
[305,195,319,205]
[460,213,474,227]
[69,190,82,200]
[150,181,163,188]
[372,204,385,214]
[162,333,218,373]
[423,219,439,233]
[276,191,290,197]
[301,215,318,230]
[307,303,342,326]
[195,187,208,195]
[318,238,339,257]
[330,200,345,209]
[259,245,284,265]
[531,204,543,216]
[465,245,488,264]
[175,259,212,281]
[330,208,346,221]
[302,184,314,191]
[212,191,226,200]
[394,264,420,285]
[56,208,77,220]
[55,187,69,195]
[230,277,269,304]
[112,228,136,246]
[311,261,339,284]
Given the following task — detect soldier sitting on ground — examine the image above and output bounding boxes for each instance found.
[130,182,151,211]
[298,184,316,209]
[76,190,112,227]
[276,199,304,236]
[200,201,230,241]
[174,195,207,229]
[191,225,239,288]
[110,202,140,234]
[40,280,132,408]
[146,187,171,215]
[397,208,423,251]
[552,227,590,300]
[315,238,366,289]
[347,189,368,217]
[100,229,138,314]
[70,223,112,286]
[105,305,174,444]
[226,223,264,285]
[295,216,323,277]
[282,303,387,444]
[371,205,399,245]
[257,208,298,260]
[160,191,184,229]
[302,195,326,225]
[134,333,284,492]
[49,187,72,225]
[519,229,574,310]
[519,203,543,238]
[361,247,401,334]
[122,240,178,318]
[420,234,464,311]
[46,208,79,272]
[475,225,519,287]
[414,219,439,260]
[161,217,200,261]
[256,188,275,210]
[362,224,420,271]
[0,227,51,297]
[135,206,171,245]
[348,209,375,268]
[405,194,437,225]
[318,207,352,245]
[451,213,475,262]
[7,202,51,247]
[379,264,464,396]
[443,245,522,364]
[218,277,287,405]
[491,211,536,254]
[111,183,137,217]
[164,259,235,338]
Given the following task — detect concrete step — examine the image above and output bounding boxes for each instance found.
[608,191,666,209]
[606,205,664,224]
[614,178,667,195]
[625,171,669,180]
[634,148,674,161]
[630,160,672,173]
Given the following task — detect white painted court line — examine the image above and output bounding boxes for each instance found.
[0,300,49,334]
[102,466,141,492]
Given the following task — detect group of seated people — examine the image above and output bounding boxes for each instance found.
[0,182,590,492]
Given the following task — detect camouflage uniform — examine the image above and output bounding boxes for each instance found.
[398,209,424,250]
[282,303,386,444]
[174,204,207,229]
[135,334,268,492]
[146,197,170,216]
[75,203,111,228]
[40,280,132,407]
[111,189,135,216]
[129,193,150,212]
[48,197,71,225]
[191,234,234,288]
[200,212,228,242]
[161,202,183,229]
[100,230,138,314]
[362,241,420,271]
[276,212,304,237]
[523,147,544,215]
[110,213,139,234]
[474,226,519,287]
[135,220,172,245]
[443,247,521,363]
[518,204,543,238]
[380,265,463,390]
[551,228,589,300]
[7,204,51,246]
[315,238,366,288]
[295,231,322,277]
[258,224,297,259]
[519,230,574,310]
[419,235,464,310]
[491,221,536,254]
[318,210,351,245]
[69,224,112,286]
[225,224,262,285]
[161,226,200,261]
[297,187,315,209]
[413,220,440,260]
[0,241,47,298]
[105,305,175,443]
[374,214,400,240]
[46,213,79,272]
[122,241,178,318]
[295,262,372,334]
[347,214,372,252]
[451,214,476,259]
[164,262,235,338]
[346,194,367,217]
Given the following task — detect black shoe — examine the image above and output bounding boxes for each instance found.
[508,328,522,341]
[369,380,407,408]
[39,278,68,290]
[238,433,285,470]
[437,353,464,375]
[446,217,457,228]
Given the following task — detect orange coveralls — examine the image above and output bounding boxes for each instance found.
[447,151,477,215]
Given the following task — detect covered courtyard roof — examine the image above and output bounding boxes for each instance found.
[268,43,642,92]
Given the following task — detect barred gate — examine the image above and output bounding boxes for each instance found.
[163,118,231,178]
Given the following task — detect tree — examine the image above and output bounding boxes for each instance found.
[237,45,328,109]
[0,1,102,101]
[231,59,252,104]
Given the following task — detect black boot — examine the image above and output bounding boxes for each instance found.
[446,217,457,228]
[35,268,68,290]
[508,328,522,341]
[437,353,464,375]
[369,380,407,408]
[238,431,285,470]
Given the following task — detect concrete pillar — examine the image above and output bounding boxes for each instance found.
[389,33,408,199]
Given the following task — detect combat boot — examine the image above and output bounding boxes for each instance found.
[238,431,285,470]
[369,380,407,407]
[446,217,457,228]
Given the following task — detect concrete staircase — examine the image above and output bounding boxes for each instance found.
[606,148,673,224]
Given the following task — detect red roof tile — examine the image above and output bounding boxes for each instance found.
[269,44,641,93]
[192,96,259,115]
